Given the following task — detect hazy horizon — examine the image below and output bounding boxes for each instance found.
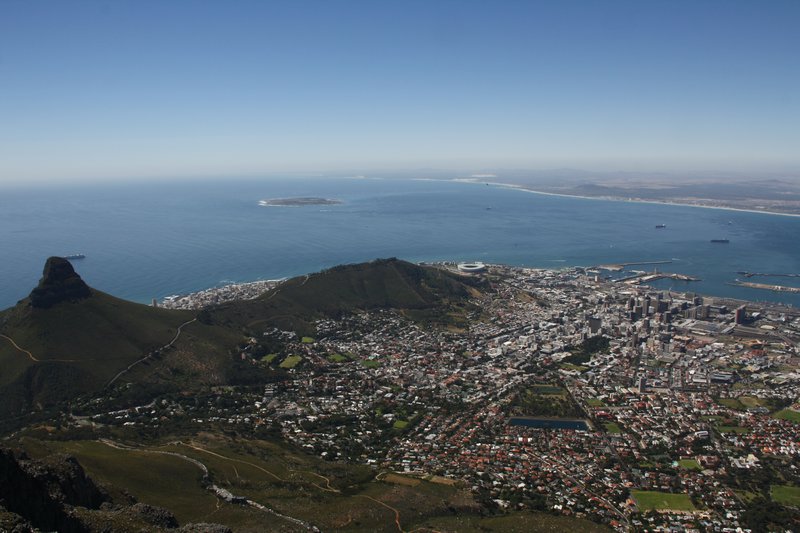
[2,1,799,186]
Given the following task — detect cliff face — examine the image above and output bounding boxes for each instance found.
[0,449,233,533]
[29,257,92,309]
[0,448,106,532]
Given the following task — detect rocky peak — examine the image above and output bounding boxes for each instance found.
[29,257,92,309]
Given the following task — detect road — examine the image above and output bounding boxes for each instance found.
[106,318,196,388]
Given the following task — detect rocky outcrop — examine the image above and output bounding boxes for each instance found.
[0,449,233,532]
[29,257,91,308]
[0,448,106,532]
[0,505,34,533]
[127,503,180,528]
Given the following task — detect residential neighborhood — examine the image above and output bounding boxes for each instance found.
[80,264,800,531]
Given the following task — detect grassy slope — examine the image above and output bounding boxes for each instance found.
[124,320,247,389]
[0,291,251,418]
[210,259,480,335]
[22,435,608,532]
[1,291,193,378]
[53,440,218,522]
[0,259,480,419]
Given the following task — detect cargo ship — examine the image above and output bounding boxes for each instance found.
[710,239,729,243]
[655,224,666,229]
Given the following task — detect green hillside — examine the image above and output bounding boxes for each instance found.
[11,435,609,533]
[210,258,483,334]
[0,258,253,421]
[0,257,481,424]
[0,290,202,418]
[1,291,193,374]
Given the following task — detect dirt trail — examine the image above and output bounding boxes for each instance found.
[180,441,340,493]
[106,318,196,387]
[98,439,317,531]
[357,494,404,532]
[0,334,38,362]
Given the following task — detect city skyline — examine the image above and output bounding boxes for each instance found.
[1,0,799,185]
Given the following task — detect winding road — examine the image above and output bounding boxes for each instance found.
[106,318,196,388]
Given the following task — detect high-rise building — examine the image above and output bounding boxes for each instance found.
[735,305,747,325]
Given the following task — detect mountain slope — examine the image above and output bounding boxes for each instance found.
[0,257,482,423]
[208,258,483,334]
[0,258,245,420]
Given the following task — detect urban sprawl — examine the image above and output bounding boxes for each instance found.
[89,264,800,531]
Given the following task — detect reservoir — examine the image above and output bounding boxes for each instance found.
[509,417,590,431]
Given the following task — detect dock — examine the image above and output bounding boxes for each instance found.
[615,271,700,285]
[595,260,672,272]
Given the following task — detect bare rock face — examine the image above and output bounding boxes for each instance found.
[0,448,106,533]
[29,257,91,308]
[127,503,179,528]
[0,449,237,532]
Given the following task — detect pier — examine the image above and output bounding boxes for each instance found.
[615,271,700,285]
[595,260,673,272]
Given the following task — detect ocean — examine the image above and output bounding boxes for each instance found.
[2,176,799,309]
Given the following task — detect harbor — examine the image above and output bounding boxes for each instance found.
[594,260,673,272]
[615,271,701,285]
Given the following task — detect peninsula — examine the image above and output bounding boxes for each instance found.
[510,177,800,216]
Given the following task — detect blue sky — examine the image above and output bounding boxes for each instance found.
[1,0,798,184]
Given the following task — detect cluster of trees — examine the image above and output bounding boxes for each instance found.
[741,497,798,532]
[563,336,610,366]
[511,389,584,418]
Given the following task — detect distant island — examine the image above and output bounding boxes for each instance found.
[258,197,342,207]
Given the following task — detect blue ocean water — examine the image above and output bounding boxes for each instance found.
[2,177,799,309]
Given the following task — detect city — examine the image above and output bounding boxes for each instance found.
[72,264,800,531]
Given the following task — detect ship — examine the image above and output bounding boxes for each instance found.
[64,253,86,260]
[710,239,729,243]
[655,224,666,229]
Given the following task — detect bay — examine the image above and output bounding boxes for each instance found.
[1,176,799,309]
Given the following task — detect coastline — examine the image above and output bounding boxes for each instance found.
[3,177,800,310]
[454,179,800,218]
[154,261,796,312]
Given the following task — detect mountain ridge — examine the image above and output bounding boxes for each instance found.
[0,257,481,426]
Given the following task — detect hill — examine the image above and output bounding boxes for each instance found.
[0,446,234,532]
[0,257,482,424]
[7,435,610,533]
[0,258,248,421]
[208,258,484,335]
